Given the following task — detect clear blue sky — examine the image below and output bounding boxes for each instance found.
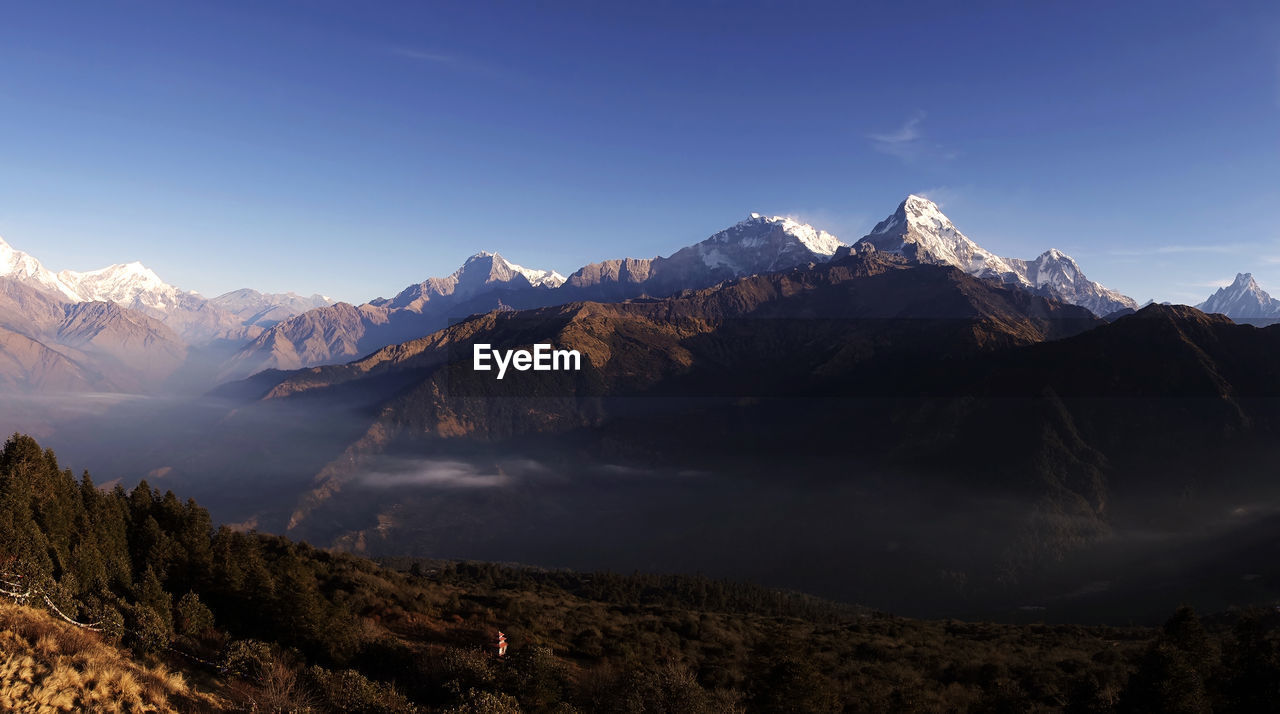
[0,0,1277,304]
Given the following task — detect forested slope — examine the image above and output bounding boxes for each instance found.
[0,433,1278,712]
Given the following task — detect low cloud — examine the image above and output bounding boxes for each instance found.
[358,457,551,489]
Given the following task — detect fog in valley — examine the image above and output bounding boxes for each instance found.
[8,389,1280,626]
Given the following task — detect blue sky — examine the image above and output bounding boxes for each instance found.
[0,0,1277,304]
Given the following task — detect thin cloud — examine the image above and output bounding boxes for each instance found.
[868,112,924,159]
[869,112,923,147]
[386,47,503,77]
[1108,243,1258,256]
[1183,279,1235,289]
[912,186,962,210]
[389,47,463,65]
[867,112,956,163]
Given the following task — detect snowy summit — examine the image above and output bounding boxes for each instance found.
[856,196,1136,316]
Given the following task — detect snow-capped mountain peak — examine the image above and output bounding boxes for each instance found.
[453,252,565,289]
[1026,249,1082,285]
[1008,248,1133,314]
[384,251,567,309]
[859,196,1024,283]
[683,214,845,275]
[1197,272,1280,319]
[856,196,1136,316]
[735,213,844,257]
[0,235,83,301]
[58,261,186,311]
[900,194,957,231]
[506,259,566,288]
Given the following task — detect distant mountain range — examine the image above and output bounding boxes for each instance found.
[219,197,1137,380]
[0,236,334,391]
[5,195,1278,394]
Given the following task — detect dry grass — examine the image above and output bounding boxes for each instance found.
[0,601,227,712]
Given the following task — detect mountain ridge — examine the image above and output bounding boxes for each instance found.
[220,213,854,380]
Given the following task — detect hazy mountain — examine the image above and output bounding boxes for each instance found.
[57,261,257,343]
[0,277,188,392]
[1196,272,1280,319]
[0,326,101,392]
[210,288,335,328]
[0,234,282,344]
[853,196,1137,316]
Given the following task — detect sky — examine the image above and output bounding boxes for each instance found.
[0,0,1277,304]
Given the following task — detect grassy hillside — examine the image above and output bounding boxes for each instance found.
[0,600,224,712]
[1,432,1279,711]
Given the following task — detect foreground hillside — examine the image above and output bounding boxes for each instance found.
[3,433,1280,711]
[0,600,224,712]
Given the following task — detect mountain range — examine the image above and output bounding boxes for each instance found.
[11,197,1280,617]
[0,236,338,391]
[2,196,1274,396]
[217,197,1139,381]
